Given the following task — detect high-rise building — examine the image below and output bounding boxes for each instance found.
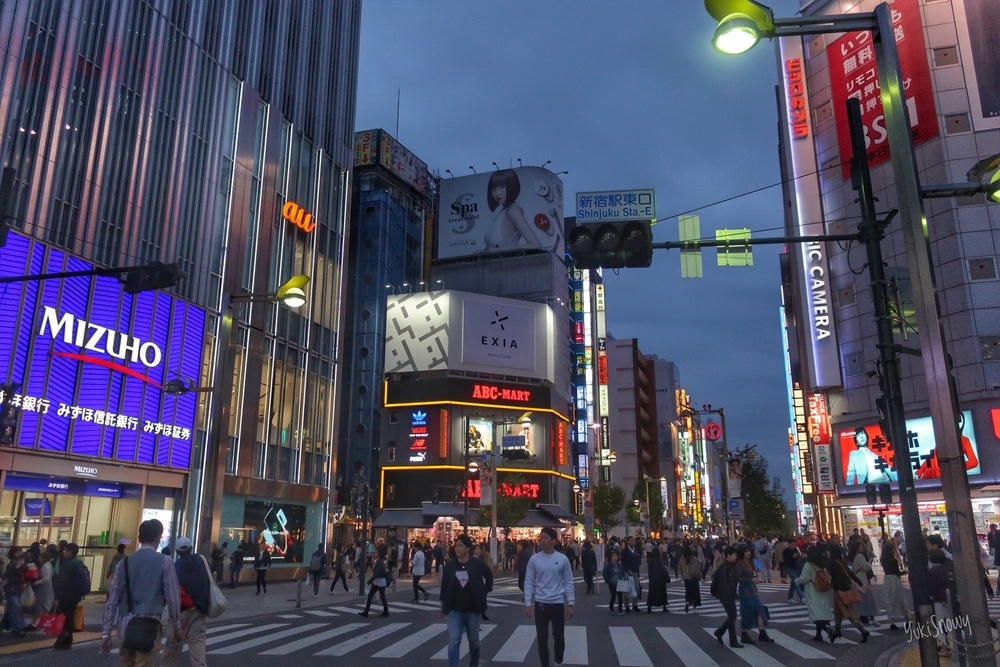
[336,129,434,543]
[777,0,999,538]
[0,0,361,581]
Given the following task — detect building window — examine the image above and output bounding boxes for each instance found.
[389,410,397,424]
[387,444,396,462]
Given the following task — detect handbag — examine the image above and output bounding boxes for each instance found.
[837,587,863,606]
[121,558,161,653]
[39,613,66,637]
[20,586,36,610]
[72,605,85,632]
[200,556,228,618]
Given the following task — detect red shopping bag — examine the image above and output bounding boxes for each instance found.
[39,613,66,637]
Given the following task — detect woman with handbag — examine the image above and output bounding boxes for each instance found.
[829,548,870,642]
[603,550,627,615]
[31,549,55,626]
[848,539,878,625]
[880,539,909,630]
[735,545,774,644]
[681,547,703,612]
[796,546,835,641]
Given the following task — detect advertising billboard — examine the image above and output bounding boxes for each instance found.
[466,417,494,458]
[837,411,981,487]
[0,233,205,469]
[953,0,1000,130]
[242,500,307,563]
[405,407,440,464]
[353,129,432,199]
[807,393,836,493]
[826,0,939,180]
[461,298,536,371]
[437,167,564,260]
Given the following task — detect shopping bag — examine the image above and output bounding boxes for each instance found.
[201,555,228,618]
[72,605,85,632]
[39,613,66,637]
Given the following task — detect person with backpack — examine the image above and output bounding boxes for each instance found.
[711,546,743,648]
[308,543,327,597]
[330,545,350,593]
[756,536,773,583]
[52,543,90,650]
[797,545,835,642]
[254,545,271,595]
[162,537,210,667]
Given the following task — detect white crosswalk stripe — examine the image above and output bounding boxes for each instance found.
[190,616,849,664]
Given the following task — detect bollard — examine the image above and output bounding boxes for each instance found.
[296,576,303,609]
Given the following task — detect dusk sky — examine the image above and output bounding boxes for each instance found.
[354,1,804,496]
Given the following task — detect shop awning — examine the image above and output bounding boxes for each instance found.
[516,509,564,528]
[537,504,576,522]
[373,509,427,528]
[421,501,465,517]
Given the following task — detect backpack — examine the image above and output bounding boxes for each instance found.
[710,566,723,599]
[814,568,832,592]
[74,561,92,599]
[309,553,324,572]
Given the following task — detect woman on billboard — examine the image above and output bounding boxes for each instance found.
[845,427,897,485]
[483,170,541,252]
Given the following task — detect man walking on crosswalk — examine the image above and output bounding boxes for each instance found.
[524,527,575,667]
[440,534,493,667]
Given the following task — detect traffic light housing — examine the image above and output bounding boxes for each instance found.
[0,383,21,446]
[567,220,653,269]
[875,397,890,439]
[878,483,893,504]
[0,167,16,249]
[865,483,878,506]
[120,262,182,294]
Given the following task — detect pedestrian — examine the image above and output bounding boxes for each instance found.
[434,541,445,574]
[620,536,642,612]
[828,547,869,642]
[783,539,804,601]
[928,548,954,657]
[736,545,774,645]
[411,540,429,602]
[472,544,492,621]
[387,541,399,591]
[101,519,182,665]
[210,542,227,585]
[254,545,271,595]
[645,544,669,613]
[515,540,532,597]
[52,543,90,649]
[523,527,575,667]
[358,545,391,617]
[308,543,327,597]
[31,548,55,627]
[439,534,492,667]
[0,548,29,636]
[848,538,878,625]
[106,543,128,594]
[797,545,835,642]
[711,546,743,648]
[229,542,244,588]
[680,547,702,612]
[330,546,350,593]
[756,535,773,583]
[581,540,597,594]
[603,550,626,615]
[161,537,210,667]
[880,540,909,630]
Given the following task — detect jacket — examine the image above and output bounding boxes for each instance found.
[367,558,389,586]
[581,547,598,576]
[712,561,739,601]
[603,561,625,586]
[620,547,641,574]
[440,556,493,614]
[175,554,211,615]
[411,550,426,577]
[830,559,864,592]
[679,558,702,580]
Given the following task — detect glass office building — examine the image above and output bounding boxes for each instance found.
[0,0,361,581]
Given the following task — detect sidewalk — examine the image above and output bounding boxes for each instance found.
[879,639,1000,667]
[1,572,444,655]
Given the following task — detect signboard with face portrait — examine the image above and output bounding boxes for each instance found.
[837,411,981,487]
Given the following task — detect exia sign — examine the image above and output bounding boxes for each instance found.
[0,233,205,468]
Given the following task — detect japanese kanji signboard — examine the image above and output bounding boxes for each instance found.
[826,0,938,180]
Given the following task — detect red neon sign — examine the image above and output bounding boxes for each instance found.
[463,480,540,500]
[553,421,567,467]
[785,58,808,139]
[471,384,531,403]
[439,409,449,458]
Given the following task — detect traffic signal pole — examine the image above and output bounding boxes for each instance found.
[848,98,937,667]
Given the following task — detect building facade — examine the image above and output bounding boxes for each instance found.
[0,0,361,581]
[778,0,1000,538]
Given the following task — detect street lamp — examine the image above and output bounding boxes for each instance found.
[572,483,581,494]
[196,275,310,556]
[704,3,991,665]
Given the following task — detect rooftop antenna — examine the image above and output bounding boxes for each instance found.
[395,88,400,138]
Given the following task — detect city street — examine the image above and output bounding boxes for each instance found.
[1,572,912,667]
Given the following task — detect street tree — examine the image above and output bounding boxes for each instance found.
[740,454,788,536]
[592,482,626,541]
[625,480,665,528]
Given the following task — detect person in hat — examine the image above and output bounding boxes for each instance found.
[162,537,211,667]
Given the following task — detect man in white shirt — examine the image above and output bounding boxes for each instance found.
[524,527,575,667]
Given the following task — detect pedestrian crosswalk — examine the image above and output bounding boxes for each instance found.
[175,618,853,664]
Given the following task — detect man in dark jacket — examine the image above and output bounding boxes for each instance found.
[712,547,743,648]
[162,537,210,667]
[440,534,493,667]
[581,540,598,594]
[620,537,642,611]
[516,540,533,596]
[308,543,327,597]
[53,543,90,649]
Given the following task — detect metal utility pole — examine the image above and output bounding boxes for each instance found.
[848,97,937,667]
[871,5,993,665]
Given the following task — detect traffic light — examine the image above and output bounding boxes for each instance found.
[875,397,890,439]
[0,383,21,446]
[120,262,182,294]
[567,220,653,269]
[878,483,893,504]
[0,167,16,249]
[865,483,878,506]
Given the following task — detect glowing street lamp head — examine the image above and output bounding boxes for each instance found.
[276,275,310,308]
[989,168,1000,204]
[713,14,760,54]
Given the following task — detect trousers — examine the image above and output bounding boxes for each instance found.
[534,602,565,667]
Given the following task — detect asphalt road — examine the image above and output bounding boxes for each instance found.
[4,573,907,666]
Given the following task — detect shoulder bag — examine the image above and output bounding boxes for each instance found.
[121,558,162,653]
[200,556,228,618]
